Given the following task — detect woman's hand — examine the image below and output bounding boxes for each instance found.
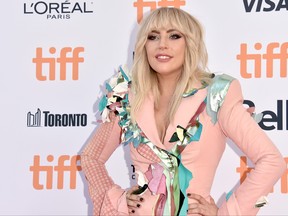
[187,193,218,216]
[126,185,144,214]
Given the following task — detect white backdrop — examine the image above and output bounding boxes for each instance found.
[0,0,287,215]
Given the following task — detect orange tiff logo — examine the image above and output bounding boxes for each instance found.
[134,0,186,23]
[30,154,82,190]
[32,47,84,81]
[236,156,288,193]
[237,42,288,78]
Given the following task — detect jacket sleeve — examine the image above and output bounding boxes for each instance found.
[216,79,286,215]
[80,113,129,215]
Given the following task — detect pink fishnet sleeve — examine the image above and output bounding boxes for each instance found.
[81,114,123,215]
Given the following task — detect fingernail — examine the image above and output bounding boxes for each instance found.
[132,210,135,213]
[137,204,141,208]
[187,193,191,196]
[140,197,144,202]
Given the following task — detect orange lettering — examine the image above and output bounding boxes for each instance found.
[134,0,157,24]
[30,154,82,190]
[57,47,84,80]
[236,156,253,184]
[29,155,54,190]
[33,47,56,81]
[237,43,262,78]
[237,42,288,78]
[281,157,288,193]
[32,47,84,81]
[263,42,288,78]
[236,156,288,194]
[157,0,186,8]
[133,0,186,24]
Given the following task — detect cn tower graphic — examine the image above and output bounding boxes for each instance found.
[27,109,41,127]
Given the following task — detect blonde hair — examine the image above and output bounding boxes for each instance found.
[130,7,212,123]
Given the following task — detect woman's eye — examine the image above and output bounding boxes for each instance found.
[170,33,182,40]
[147,34,159,40]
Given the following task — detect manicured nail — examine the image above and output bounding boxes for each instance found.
[137,204,141,208]
[132,210,135,213]
[140,197,144,202]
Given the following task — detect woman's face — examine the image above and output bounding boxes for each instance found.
[145,27,186,78]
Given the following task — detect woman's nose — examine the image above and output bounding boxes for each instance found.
[159,37,168,49]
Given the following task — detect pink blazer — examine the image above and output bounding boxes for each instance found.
[81,67,285,215]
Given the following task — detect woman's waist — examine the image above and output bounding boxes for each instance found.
[131,186,211,215]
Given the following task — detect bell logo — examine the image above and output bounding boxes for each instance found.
[237,42,288,78]
[30,155,82,190]
[133,0,186,23]
[32,47,84,81]
[244,99,288,131]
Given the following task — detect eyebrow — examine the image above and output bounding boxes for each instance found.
[150,29,179,34]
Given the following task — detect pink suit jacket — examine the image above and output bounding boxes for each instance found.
[81,70,285,216]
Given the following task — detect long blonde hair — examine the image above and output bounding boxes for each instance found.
[130,7,212,123]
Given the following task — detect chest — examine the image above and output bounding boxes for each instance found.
[154,106,169,143]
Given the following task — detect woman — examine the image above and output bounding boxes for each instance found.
[81,7,285,215]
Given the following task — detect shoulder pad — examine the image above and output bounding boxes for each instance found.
[99,65,131,122]
[206,74,235,124]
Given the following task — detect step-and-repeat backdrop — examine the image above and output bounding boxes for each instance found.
[1,0,287,215]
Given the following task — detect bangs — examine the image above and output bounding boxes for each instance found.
[143,8,191,36]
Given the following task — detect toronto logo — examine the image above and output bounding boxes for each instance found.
[27,108,41,127]
[27,109,88,127]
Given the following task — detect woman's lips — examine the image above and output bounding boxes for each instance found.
[155,54,172,62]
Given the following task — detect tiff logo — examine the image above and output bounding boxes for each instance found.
[30,155,82,190]
[32,47,84,81]
[236,156,288,193]
[134,0,186,23]
[237,42,288,78]
[27,108,41,127]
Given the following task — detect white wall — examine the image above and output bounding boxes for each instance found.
[0,0,287,215]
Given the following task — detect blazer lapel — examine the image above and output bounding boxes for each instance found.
[133,87,207,150]
[134,92,166,150]
[163,88,207,149]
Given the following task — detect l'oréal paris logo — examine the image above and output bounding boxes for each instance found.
[24,0,94,20]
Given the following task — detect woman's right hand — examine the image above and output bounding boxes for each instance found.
[126,185,145,214]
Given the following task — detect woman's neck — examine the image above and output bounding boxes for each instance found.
[156,73,180,97]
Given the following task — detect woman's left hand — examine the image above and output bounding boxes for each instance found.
[187,193,218,216]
